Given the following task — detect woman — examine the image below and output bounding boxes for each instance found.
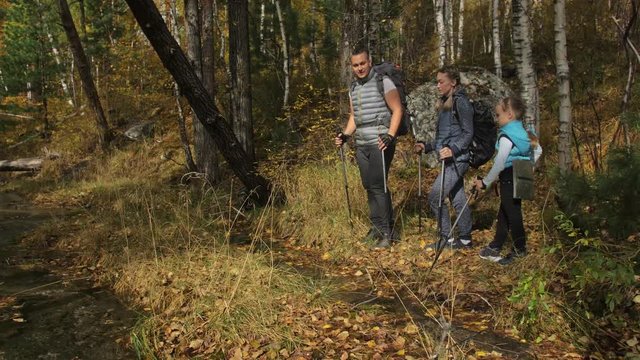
[415,66,474,249]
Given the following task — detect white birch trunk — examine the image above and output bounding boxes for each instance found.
[492,0,502,77]
[457,0,464,61]
[259,2,266,54]
[435,0,446,66]
[274,0,290,112]
[512,0,540,132]
[555,0,571,173]
[446,0,454,62]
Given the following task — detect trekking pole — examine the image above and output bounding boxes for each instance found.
[429,159,447,265]
[339,144,354,230]
[428,187,477,274]
[381,148,388,194]
[409,115,423,233]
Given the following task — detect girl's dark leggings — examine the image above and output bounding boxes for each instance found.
[489,167,526,253]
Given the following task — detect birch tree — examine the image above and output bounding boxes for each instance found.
[274,0,290,112]
[435,0,446,66]
[457,0,465,61]
[555,0,572,173]
[492,0,502,77]
[512,0,540,132]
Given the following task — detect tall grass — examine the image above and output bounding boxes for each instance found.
[273,159,371,254]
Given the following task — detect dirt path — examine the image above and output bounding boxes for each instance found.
[0,192,136,360]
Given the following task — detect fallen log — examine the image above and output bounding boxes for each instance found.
[0,153,60,172]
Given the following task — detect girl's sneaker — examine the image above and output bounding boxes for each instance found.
[497,249,527,265]
[479,246,502,262]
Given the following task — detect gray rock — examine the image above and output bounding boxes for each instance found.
[407,67,513,168]
[124,121,155,141]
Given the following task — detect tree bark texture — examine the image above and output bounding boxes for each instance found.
[512,0,540,132]
[492,0,502,78]
[435,0,447,66]
[124,0,273,204]
[200,0,219,181]
[555,0,572,173]
[228,0,255,162]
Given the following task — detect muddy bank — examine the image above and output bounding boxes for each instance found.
[0,192,137,360]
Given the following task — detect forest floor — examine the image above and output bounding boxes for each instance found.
[0,97,637,359]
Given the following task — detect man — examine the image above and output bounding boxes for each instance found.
[334,47,404,248]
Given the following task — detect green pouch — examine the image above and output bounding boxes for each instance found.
[512,159,534,200]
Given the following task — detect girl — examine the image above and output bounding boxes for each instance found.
[473,96,541,265]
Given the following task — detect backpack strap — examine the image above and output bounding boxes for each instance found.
[376,74,385,98]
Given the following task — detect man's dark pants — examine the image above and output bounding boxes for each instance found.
[355,143,395,237]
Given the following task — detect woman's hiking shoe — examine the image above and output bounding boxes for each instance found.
[449,238,472,249]
[497,249,527,265]
[479,246,502,262]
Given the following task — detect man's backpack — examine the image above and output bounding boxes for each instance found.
[372,62,411,136]
[452,96,497,168]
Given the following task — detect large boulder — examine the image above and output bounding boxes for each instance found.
[124,121,155,141]
[406,67,513,168]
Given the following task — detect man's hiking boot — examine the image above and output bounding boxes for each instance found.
[372,235,392,249]
[449,238,472,250]
[479,246,502,262]
[498,249,527,265]
[363,228,382,243]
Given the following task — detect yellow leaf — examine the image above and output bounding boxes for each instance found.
[337,331,349,341]
[633,294,640,304]
[396,349,405,356]
[404,323,419,334]
[189,339,204,349]
[366,340,376,348]
[354,270,363,276]
[322,324,333,329]
[321,252,331,261]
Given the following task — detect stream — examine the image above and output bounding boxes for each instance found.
[0,192,136,360]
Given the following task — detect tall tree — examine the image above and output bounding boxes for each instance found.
[492,0,502,77]
[555,0,572,173]
[200,0,219,181]
[123,0,273,204]
[274,0,290,113]
[168,0,198,172]
[435,0,446,66]
[457,0,465,61]
[512,0,540,132]
[228,0,255,162]
[57,0,111,148]
[446,0,454,62]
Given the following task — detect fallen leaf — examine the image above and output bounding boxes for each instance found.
[392,336,405,350]
[189,339,204,350]
[404,323,419,334]
[633,294,640,304]
[354,270,363,276]
[12,318,25,323]
[337,331,349,341]
[627,337,638,347]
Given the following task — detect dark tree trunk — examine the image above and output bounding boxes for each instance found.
[124,0,273,204]
[228,0,255,162]
[57,0,110,149]
[199,0,219,182]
